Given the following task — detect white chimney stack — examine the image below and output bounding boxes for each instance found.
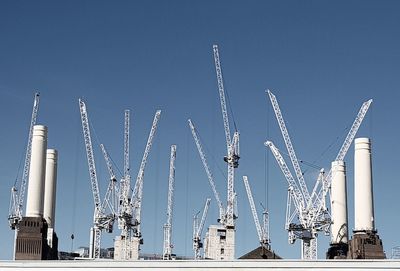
[26,125,48,217]
[354,137,375,232]
[330,160,348,244]
[43,149,58,228]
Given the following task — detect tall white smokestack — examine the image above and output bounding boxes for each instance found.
[43,149,58,228]
[330,160,348,244]
[26,125,48,217]
[354,137,375,232]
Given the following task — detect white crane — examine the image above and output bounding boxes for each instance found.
[242,176,270,250]
[120,109,131,217]
[116,110,134,260]
[163,145,177,260]
[264,140,312,249]
[116,110,161,260]
[8,93,40,230]
[188,119,225,224]
[193,198,211,259]
[213,45,239,228]
[132,109,161,234]
[265,90,372,259]
[79,99,115,259]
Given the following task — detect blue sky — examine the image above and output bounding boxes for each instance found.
[1,0,400,260]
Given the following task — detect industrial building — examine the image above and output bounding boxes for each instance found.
[14,125,59,260]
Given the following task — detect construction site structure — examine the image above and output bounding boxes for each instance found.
[196,45,239,260]
[193,198,211,259]
[163,145,177,260]
[114,110,161,260]
[79,99,117,259]
[347,138,385,259]
[188,119,234,260]
[265,89,372,259]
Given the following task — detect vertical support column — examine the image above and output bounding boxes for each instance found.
[330,161,348,243]
[44,149,58,228]
[347,137,385,259]
[354,138,374,232]
[26,125,48,218]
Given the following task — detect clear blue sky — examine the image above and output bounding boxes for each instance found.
[1,0,399,260]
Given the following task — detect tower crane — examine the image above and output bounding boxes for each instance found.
[120,110,130,218]
[213,45,239,228]
[188,119,225,224]
[116,110,161,260]
[9,93,40,230]
[193,198,211,259]
[242,176,270,250]
[116,110,134,260]
[264,141,312,253]
[265,90,372,259]
[79,99,115,259]
[163,145,177,260]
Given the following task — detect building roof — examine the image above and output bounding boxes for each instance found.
[239,246,282,259]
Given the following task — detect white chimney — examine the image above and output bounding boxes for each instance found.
[26,125,48,217]
[354,137,375,232]
[330,160,348,244]
[43,149,58,228]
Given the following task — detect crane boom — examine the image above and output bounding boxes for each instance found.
[267,90,311,206]
[100,144,117,182]
[100,144,118,217]
[79,99,101,210]
[78,98,103,259]
[163,145,177,260]
[242,176,264,245]
[188,119,225,223]
[213,45,239,228]
[8,93,40,229]
[212,44,232,149]
[132,110,161,233]
[193,198,211,259]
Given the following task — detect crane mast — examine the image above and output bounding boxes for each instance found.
[120,110,131,220]
[193,198,211,259]
[213,44,239,228]
[8,93,40,229]
[188,119,225,223]
[242,176,270,249]
[163,145,177,260]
